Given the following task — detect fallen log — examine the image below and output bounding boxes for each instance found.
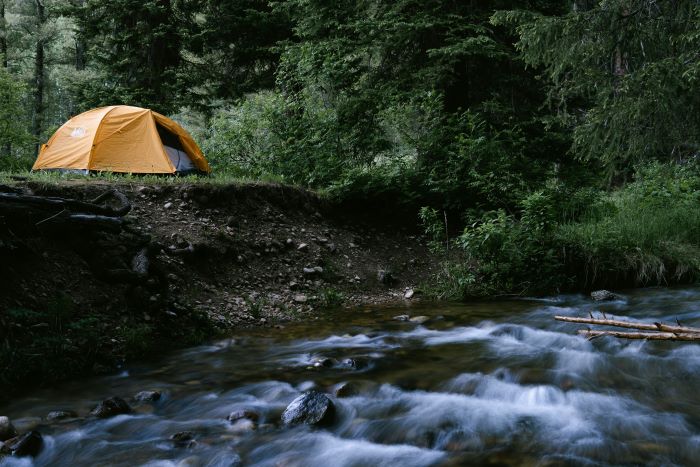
[578,330,700,341]
[554,315,700,334]
[0,189,131,217]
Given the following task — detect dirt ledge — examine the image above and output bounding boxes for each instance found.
[0,180,436,398]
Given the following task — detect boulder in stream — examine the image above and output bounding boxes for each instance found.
[0,417,17,441]
[134,390,162,403]
[281,391,335,426]
[46,410,78,421]
[1,431,43,457]
[590,290,621,301]
[170,431,198,449]
[227,409,259,424]
[90,397,132,418]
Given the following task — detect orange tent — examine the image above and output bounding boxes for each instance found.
[33,105,211,174]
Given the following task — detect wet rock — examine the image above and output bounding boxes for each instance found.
[134,390,161,403]
[0,417,17,441]
[46,410,78,421]
[281,391,335,426]
[334,382,360,398]
[590,290,621,301]
[313,357,336,368]
[393,314,410,322]
[171,431,197,448]
[340,357,369,370]
[90,397,132,418]
[227,410,259,424]
[333,380,378,398]
[409,315,429,324]
[3,431,43,457]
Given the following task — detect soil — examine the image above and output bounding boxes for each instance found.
[0,180,436,397]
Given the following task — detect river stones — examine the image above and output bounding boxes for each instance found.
[0,417,17,441]
[46,410,78,421]
[227,409,259,424]
[590,289,621,301]
[281,391,335,426]
[1,431,44,457]
[409,315,429,324]
[171,431,197,448]
[134,390,162,402]
[90,397,132,418]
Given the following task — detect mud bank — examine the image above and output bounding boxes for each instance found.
[0,180,435,398]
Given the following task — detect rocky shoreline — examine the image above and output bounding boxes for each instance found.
[0,180,436,401]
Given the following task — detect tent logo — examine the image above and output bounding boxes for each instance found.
[71,127,86,138]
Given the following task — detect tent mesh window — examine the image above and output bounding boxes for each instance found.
[156,124,196,172]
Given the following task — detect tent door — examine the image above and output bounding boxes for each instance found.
[156,123,196,173]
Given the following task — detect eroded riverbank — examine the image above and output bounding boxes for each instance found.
[2,287,700,466]
[1,180,435,400]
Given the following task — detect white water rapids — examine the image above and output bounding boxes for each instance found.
[2,287,700,466]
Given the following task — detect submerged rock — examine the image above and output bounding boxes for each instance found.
[590,290,621,301]
[46,410,78,421]
[227,410,259,424]
[134,390,162,403]
[0,417,17,441]
[90,397,132,418]
[2,431,43,457]
[281,391,335,426]
[409,315,429,324]
[393,314,410,322]
[171,431,197,448]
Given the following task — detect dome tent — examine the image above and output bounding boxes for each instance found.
[33,105,211,174]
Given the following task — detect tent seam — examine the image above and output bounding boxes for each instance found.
[87,106,120,171]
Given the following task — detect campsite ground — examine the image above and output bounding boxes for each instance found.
[0,174,437,398]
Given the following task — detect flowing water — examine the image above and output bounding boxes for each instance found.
[3,287,700,466]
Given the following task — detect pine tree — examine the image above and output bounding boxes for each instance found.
[494,1,700,170]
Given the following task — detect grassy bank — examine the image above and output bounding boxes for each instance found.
[425,162,700,298]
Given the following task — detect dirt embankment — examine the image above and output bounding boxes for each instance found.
[0,180,435,396]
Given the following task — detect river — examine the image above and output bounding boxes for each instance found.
[2,287,700,466]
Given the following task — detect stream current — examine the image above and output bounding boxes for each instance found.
[2,287,700,466]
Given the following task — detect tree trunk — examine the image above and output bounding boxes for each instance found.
[0,0,7,69]
[1,0,11,157]
[32,0,46,156]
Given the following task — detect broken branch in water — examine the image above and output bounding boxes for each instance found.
[578,330,700,341]
[555,315,700,341]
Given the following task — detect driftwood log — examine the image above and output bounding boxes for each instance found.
[555,315,700,341]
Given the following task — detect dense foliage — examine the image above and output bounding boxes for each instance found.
[1,0,699,295]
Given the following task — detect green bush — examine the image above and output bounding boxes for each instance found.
[559,162,700,286]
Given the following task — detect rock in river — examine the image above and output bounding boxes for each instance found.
[0,416,17,441]
[90,397,132,418]
[1,431,43,457]
[46,410,78,421]
[134,390,162,403]
[281,391,335,426]
[590,290,621,301]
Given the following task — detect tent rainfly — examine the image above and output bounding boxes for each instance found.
[33,105,211,174]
